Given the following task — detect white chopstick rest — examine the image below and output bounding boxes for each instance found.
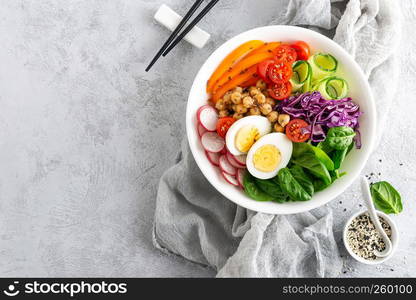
[154,4,210,49]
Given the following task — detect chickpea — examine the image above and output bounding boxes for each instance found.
[274,123,285,133]
[249,86,260,97]
[267,111,279,123]
[235,104,248,114]
[278,114,290,127]
[234,86,243,94]
[248,106,261,116]
[266,97,276,106]
[231,91,242,104]
[242,96,255,108]
[241,92,249,98]
[256,80,267,90]
[233,112,244,120]
[254,93,266,104]
[218,110,229,117]
[259,103,272,115]
[223,92,232,103]
[215,99,225,110]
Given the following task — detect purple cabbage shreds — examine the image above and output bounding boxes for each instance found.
[276,91,363,148]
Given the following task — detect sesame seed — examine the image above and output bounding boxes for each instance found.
[346,213,392,260]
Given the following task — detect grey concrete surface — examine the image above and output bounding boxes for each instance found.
[0,0,414,277]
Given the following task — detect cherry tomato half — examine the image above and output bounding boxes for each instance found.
[290,41,311,61]
[216,117,236,138]
[256,59,275,83]
[285,119,310,143]
[267,62,292,84]
[273,44,297,65]
[268,81,292,100]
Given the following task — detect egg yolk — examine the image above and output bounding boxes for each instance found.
[235,125,260,153]
[253,144,281,172]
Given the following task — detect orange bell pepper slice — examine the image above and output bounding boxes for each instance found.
[245,41,281,59]
[212,51,274,94]
[241,75,260,88]
[206,40,264,93]
[212,65,258,102]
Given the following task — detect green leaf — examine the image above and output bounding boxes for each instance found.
[293,143,334,171]
[254,177,288,202]
[291,152,332,185]
[321,126,355,151]
[243,173,283,202]
[278,167,314,202]
[370,181,403,214]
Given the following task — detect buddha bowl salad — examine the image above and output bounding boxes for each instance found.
[196,40,362,203]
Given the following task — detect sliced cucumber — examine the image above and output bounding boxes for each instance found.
[290,60,312,92]
[309,53,338,80]
[315,76,348,100]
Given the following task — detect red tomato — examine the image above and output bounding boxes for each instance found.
[273,44,297,65]
[290,41,310,61]
[256,59,274,83]
[216,117,236,138]
[267,62,292,84]
[268,81,292,100]
[285,119,311,143]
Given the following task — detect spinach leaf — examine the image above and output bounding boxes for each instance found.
[254,177,288,202]
[293,143,334,171]
[278,167,313,202]
[331,142,354,170]
[370,181,403,214]
[321,126,355,151]
[243,173,282,202]
[312,178,330,192]
[291,152,332,185]
[290,165,314,197]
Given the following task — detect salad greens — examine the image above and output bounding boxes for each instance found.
[278,166,314,201]
[320,126,356,151]
[244,173,284,202]
[242,127,356,203]
[370,181,403,214]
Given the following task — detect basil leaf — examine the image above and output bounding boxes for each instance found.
[243,173,280,202]
[278,167,313,202]
[291,152,331,185]
[254,177,289,202]
[370,181,403,214]
[322,126,355,151]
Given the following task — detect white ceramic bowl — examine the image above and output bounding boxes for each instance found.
[343,210,398,264]
[186,26,376,214]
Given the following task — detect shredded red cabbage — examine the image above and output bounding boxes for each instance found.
[276,92,362,148]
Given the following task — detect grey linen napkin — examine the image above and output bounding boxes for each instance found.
[153,0,400,277]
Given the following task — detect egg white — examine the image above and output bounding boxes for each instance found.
[246,132,293,179]
[225,116,272,156]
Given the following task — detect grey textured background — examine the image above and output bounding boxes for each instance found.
[0,0,415,277]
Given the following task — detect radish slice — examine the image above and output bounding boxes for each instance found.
[222,171,239,186]
[220,147,227,155]
[233,154,247,166]
[227,151,245,169]
[201,132,225,153]
[219,155,236,176]
[237,168,247,188]
[197,105,218,131]
[206,151,220,167]
[197,123,207,137]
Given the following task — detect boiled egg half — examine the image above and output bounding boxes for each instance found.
[246,132,293,179]
[226,116,272,156]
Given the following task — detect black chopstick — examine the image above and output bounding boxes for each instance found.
[162,0,220,57]
[145,0,204,72]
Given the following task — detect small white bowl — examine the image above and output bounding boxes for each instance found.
[186,25,377,214]
[343,210,399,264]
